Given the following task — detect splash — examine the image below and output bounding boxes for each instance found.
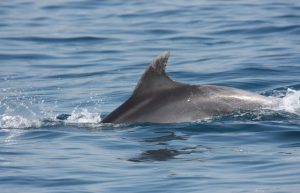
[0,87,103,129]
[272,88,300,115]
[0,108,102,129]
[0,114,42,129]
[65,108,101,124]
[0,93,50,129]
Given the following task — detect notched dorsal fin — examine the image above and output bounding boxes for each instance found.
[132,51,180,97]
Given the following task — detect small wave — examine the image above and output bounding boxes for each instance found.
[2,36,118,44]
[211,25,300,36]
[0,53,56,60]
[45,71,108,79]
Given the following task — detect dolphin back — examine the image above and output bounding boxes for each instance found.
[102,52,274,124]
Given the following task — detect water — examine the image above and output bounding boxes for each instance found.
[1,0,300,192]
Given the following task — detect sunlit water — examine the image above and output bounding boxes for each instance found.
[1,0,300,192]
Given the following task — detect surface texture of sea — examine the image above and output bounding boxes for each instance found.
[1,0,300,192]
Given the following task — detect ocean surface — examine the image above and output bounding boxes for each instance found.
[1,0,300,192]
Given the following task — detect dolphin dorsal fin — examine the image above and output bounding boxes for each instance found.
[132,51,180,97]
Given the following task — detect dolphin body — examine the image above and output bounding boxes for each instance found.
[101,52,275,124]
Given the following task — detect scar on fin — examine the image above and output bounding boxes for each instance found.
[150,51,170,74]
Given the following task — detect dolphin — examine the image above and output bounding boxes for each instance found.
[101,51,276,124]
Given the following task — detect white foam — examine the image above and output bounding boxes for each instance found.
[0,92,54,129]
[0,114,41,129]
[273,88,300,115]
[66,108,101,124]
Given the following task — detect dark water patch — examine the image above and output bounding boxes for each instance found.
[238,67,283,75]
[0,150,34,156]
[167,36,213,41]
[291,5,300,12]
[277,131,300,141]
[143,131,186,143]
[41,5,62,10]
[274,14,300,19]
[211,25,300,36]
[263,84,300,96]
[45,70,116,79]
[0,176,98,187]
[215,20,271,30]
[256,53,294,59]
[120,9,187,18]
[129,145,211,162]
[165,36,227,45]
[42,0,119,11]
[0,3,16,10]
[0,53,56,60]
[2,36,118,44]
[73,49,123,55]
[146,29,178,35]
[27,22,47,27]
[21,129,67,141]
[279,143,300,148]
[0,23,8,27]
[287,84,300,90]
[129,148,180,162]
[2,75,35,81]
[31,17,49,21]
[31,63,97,69]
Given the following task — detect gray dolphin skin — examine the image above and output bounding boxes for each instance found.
[101,52,275,124]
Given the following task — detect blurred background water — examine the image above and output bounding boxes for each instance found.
[1,0,300,192]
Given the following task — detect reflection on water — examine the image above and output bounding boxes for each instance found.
[129,145,211,162]
[129,148,180,162]
[129,131,211,162]
[143,131,186,143]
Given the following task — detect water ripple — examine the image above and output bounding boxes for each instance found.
[211,25,300,36]
[0,53,56,60]
[2,36,119,44]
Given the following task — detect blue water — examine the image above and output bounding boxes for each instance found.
[1,0,300,192]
